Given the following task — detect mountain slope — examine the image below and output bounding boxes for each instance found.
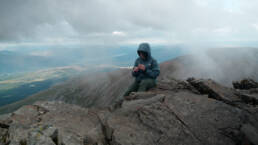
[0,48,258,144]
[0,78,258,145]
[1,48,258,114]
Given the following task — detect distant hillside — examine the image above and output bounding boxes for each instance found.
[0,66,88,109]
[0,47,257,114]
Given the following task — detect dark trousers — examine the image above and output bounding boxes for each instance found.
[123,79,156,96]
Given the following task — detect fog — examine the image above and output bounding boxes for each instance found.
[0,0,258,82]
[1,0,258,46]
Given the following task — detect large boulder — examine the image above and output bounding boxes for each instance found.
[233,79,258,90]
[104,90,251,145]
[0,101,107,145]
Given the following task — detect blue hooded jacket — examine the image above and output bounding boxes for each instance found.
[132,43,160,81]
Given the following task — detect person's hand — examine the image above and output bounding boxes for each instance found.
[133,67,139,72]
[138,64,146,71]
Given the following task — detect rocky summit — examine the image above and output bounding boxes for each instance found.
[1,78,258,145]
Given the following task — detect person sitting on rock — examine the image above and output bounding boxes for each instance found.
[123,42,160,99]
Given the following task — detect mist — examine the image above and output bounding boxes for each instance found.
[166,46,258,86]
[0,0,258,82]
[1,0,258,45]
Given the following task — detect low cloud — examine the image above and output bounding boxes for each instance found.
[112,31,127,37]
[0,0,258,49]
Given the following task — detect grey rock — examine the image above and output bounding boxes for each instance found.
[1,78,258,145]
[0,127,9,145]
[188,78,241,104]
[27,129,56,145]
[233,79,258,90]
[241,124,258,145]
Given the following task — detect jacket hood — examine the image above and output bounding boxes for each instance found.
[137,43,151,59]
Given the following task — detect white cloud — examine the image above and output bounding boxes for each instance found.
[123,38,169,45]
[213,27,233,34]
[0,0,258,48]
[192,28,209,33]
[252,24,258,31]
[192,0,208,7]
[35,20,78,38]
[112,31,126,36]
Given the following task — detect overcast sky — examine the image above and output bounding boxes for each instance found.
[1,0,258,51]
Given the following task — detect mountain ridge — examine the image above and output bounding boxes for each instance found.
[0,48,258,144]
[1,48,258,114]
[0,77,258,144]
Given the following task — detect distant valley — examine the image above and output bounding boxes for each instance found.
[0,66,88,107]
